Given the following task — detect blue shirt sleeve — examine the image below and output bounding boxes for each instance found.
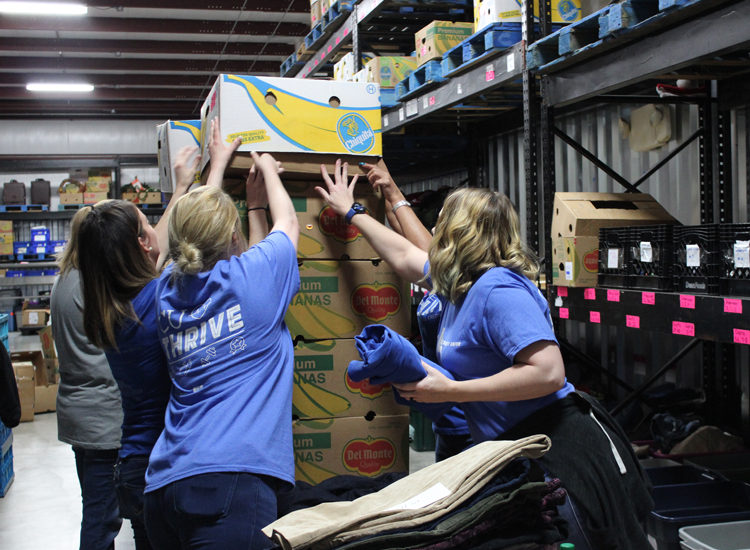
[238,231,300,305]
[482,282,558,363]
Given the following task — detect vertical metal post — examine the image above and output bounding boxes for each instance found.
[541,0,552,38]
[523,0,540,255]
[698,101,714,224]
[718,109,733,223]
[351,5,361,73]
[720,344,740,431]
[703,341,718,420]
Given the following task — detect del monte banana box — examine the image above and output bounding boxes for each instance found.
[287,259,410,341]
[157,120,202,193]
[200,74,381,174]
[294,339,409,420]
[293,414,409,485]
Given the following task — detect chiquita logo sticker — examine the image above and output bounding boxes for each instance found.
[337,113,375,154]
[319,205,363,243]
[351,283,401,322]
[583,250,599,273]
[558,0,580,22]
[342,437,396,477]
[345,372,392,400]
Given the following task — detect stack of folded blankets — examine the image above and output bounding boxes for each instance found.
[265,435,568,550]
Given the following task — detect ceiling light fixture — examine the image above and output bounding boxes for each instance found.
[0,2,87,15]
[27,83,94,92]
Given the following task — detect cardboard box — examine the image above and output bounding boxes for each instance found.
[122,192,162,204]
[333,52,376,83]
[293,414,409,485]
[12,351,57,414]
[0,244,12,256]
[551,192,677,287]
[59,192,83,205]
[0,221,12,232]
[319,0,330,16]
[21,309,48,327]
[200,75,381,174]
[0,232,12,245]
[287,259,410,341]
[475,0,582,31]
[157,120,202,193]
[415,21,474,66]
[294,339,409,420]
[39,325,56,359]
[365,57,417,88]
[83,192,108,205]
[311,0,322,26]
[13,363,34,422]
[86,180,110,193]
[44,358,59,384]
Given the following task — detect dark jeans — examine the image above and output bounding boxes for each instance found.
[144,472,279,550]
[114,456,153,550]
[72,446,122,550]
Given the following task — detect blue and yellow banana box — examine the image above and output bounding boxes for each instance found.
[200,75,382,174]
[293,339,409,420]
[157,120,202,193]
[475,0,583,31]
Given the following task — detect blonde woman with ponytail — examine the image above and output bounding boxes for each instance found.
[144,150,298,550]
[317,165,653,550]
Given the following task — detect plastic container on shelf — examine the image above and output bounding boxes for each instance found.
[647,481,750,550]
[29,227,50,243]
[719,224,750,298]
[679,520,750,550]
[0,434,12,498]
[673,225,720,295]
[646,465,724,487]
[685,453,750,485]
[628,224,675,291]
[598,226,629,288]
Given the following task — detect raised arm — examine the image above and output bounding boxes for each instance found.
[154,145,200,271]
[251,152,298,250]
[245,165,268,247]
[360,161,433,252]
[316,160,428,285]
[205,118,242,190]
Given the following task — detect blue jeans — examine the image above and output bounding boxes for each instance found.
[144,472,279,550]
[114,456,153,550]
[72,447,122,550]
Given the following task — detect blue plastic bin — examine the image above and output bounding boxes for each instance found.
[30,227,50,242]
[46,240,66,255]
[13,242,31,255]
[0,441,14,498]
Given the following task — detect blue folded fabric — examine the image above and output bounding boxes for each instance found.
[348,325,457,422]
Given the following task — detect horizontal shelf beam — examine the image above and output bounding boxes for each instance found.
[0,276,57,287]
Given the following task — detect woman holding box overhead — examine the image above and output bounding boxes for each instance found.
[316,161,653,550]
[143,149,298,550]
[75,122,243,550]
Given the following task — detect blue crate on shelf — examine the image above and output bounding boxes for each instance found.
[0,205,48,213]
[13,242,31,255]
[0,442,13,498]
[30,227,50,243]
[599,0,660,38]
[13,253,55,262]
[322,0,352,32]
[304,22,325,51]
[0,313,8,343]
[396,60,445,101]
[0,419,10,447]
[45,240,67,255]
[380,87,399,107]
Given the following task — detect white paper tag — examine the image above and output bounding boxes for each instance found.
[457,83,463,95]
[507,54,515,72]
[398,108,405,122]
[29,312,39,325]
[406,100,418,117]
[686,244,700,267]
[734,241,750,268]
[385,483,451,512]
[565,262,573,281]
[607,248,619,269]
[423,96,429,109]
[33,235,46,242]
[382,115,389,128]
[640,242,653,262]
[554,296,563,307]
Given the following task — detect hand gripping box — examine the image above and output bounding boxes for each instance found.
[551,192,676,287]
[200,75,382,174]
[157,120,202,193]
[293,414,410,485]
[293,339,409,420]
[287,259,410,341]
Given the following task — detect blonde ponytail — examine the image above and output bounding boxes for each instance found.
[176,240,204,275]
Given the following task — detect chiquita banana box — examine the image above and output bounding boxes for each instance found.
[286,259,410,341]
[293,414,410,485]
[157,120,202,193]
[289,181,384,260]
[293,339,409,420]
[200,74,382,173]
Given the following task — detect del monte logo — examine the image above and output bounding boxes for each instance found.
[337,113,375,154]
[351,282,401,322]
[583,250,599,273]
[345,371,392,400]
[319,205,364,243]
[343,436,396,477]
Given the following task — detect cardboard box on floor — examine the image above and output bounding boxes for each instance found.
[39,325,56,359]
[551,192,677,287]
[293,414,410,485]
[199,75,381,175]
[157,120,202,193]
[21,308,48,328]
[13,363,34,422]
[11,351,57,414]
[288,259,410,341]
[294,339,409,420]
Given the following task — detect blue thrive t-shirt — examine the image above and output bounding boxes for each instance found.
[146,231,300,492]
[433,265,574,443]
[106,279,171,458]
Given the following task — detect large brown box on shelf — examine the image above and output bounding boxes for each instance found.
[293,414,409,486]
[550,192,677,287]
[293,339,408,420]
[60,193,83,205]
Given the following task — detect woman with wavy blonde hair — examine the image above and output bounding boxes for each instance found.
[316,164,652,549]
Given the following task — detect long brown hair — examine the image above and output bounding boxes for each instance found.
[57,206,91,275]
[76,200,157,349]
[429,188,539,302]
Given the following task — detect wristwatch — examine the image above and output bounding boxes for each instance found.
[345,202,367,224]
[391,199,411,214]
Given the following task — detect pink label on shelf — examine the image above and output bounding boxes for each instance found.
[335,36,341,45]
[590,311,601,323]
[557,286,568,297]
[672,321,695,336]
[724,299,743,314]
[626,315,640,329]
[584,288,596,300]
[314,59,319,66]
[429,96,436,106]
[607,289,620,302]
[321,52,325,60]
[680,295,696,309]
[642,292,656,305]
[559,308,569,319]
[328,45,332,53]
[486,67,495,82]
[344,28,349,36]
[734,329,750,345]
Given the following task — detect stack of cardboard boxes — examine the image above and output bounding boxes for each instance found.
[12,343,58,422]
[197,74,411,484]
[0,221,12,258]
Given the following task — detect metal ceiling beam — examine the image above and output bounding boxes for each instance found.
[0,57,279,73]
[0,73,213,87]
[88,0,309,12]
[0,88,208,100]
[0,100,200,115]
[0,16,308,37]
[0,37,294,57]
